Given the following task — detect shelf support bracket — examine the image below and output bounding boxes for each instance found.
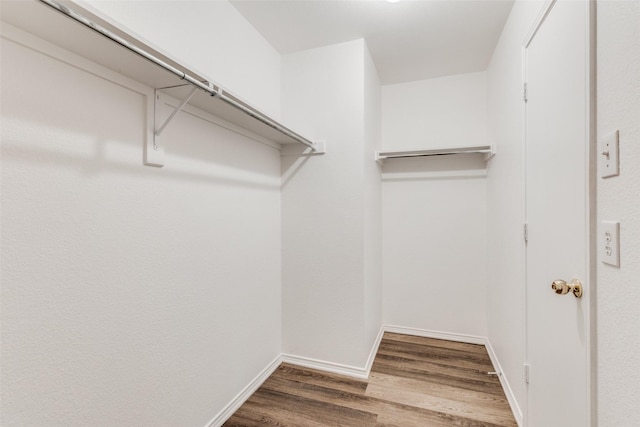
[155,86,198,137]
[146,87,198,167]
[484,145,496,161]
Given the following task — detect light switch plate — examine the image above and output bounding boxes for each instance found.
[599,130,619,178]
[600,221,620,267]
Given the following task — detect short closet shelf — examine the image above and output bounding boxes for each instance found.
[375,145,495,165]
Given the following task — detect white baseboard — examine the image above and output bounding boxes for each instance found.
[383,324,487,345]
[280,353,369,379]
[281,326,386,380]
[363,326,385,376]
[485,339,523,427]
[205,354,282,427]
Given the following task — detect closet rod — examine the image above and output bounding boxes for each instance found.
[38,0,317,151]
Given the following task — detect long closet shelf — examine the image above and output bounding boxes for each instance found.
[1,0,319,151]
[375,145,495,164]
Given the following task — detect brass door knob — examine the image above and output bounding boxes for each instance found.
[551,279,583,298]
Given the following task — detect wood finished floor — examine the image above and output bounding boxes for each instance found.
[224,332,517,426]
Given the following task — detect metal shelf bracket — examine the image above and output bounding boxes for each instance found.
[155,86,198,138]
[145,87,199,167]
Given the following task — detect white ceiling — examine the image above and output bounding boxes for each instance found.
[229,0,514,85]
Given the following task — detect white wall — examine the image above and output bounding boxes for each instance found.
[82,0,282,119]
[381,73,488,338]
[382,72,487,150]
[281,39,382,369]
[0,11,282,427]
[363,44,383,348]
[597,1,640,424]
[381,156,488,336]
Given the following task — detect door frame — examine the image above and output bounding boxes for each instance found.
[520,0,597,425]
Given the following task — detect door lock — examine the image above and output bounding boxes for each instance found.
[551,279,583,298]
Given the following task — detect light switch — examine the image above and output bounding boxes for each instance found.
[600,221,620,267]
[599,130,619,178]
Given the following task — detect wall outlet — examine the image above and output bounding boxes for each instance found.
[600,221,620,267]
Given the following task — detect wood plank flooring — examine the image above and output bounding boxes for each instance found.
[224,332,517,426]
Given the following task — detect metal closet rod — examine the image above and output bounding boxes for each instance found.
[38,0,317,151]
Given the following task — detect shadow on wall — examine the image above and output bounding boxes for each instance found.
[1,35,281,192]
[280,143,324,189]
[1,114,281,192]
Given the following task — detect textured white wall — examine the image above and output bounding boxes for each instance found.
[82,0,282,119]
[363,43,383,348]
[381,156,488,336]
[381,73,488,337]
[382,72,488,150]
[485,0,545,419]
[597,1,640,424]
[281,39,380,368]
[0,11,282,427]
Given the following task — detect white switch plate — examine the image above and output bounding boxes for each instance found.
[599,130,619,178]
[600,221,620,267]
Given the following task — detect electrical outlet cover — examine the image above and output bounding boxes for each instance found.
[600,221,620,267]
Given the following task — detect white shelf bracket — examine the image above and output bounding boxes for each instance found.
[280,139,326,157]
[155,86,198,137]
[146,87,198,167]
[312,140,326,155]
[484,145,496,161]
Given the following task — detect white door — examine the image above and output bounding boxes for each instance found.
[524,1,593,426]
